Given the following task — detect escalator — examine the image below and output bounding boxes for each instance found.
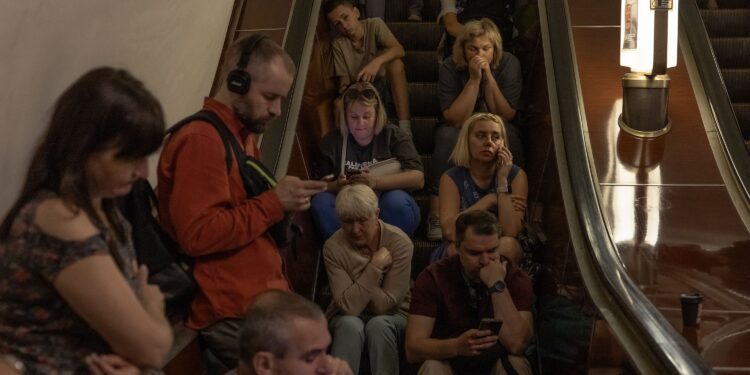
[699,0,750,152]
[539,0,750,373]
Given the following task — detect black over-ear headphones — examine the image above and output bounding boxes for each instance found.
[226,34,268,95]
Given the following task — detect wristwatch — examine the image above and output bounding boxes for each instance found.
[496,185,509,194]
[489,280,507,294]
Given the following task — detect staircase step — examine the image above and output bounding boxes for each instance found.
[404,51,440,83]
[711,38,750,68]
[409,82,442,117]
[700,9,750,37]
[414,190,430,210]
[414,239,441,250]
[411,116,439,154]
[705,0,750,9]
[389,22,444,51]
[733,102,750,140]
[411,239,441,279]
[385,0,442,22]
[419,154,431,175]
[721,68,750,102]
[381,0,446,275]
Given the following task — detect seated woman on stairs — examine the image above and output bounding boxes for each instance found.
[311,82,424,241]
[425,18,523,242]
[323,184,412,375]
[432,112,528,265]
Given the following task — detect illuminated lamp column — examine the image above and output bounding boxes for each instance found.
[619,0,679,137]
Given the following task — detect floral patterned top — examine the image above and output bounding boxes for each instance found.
[0,191,139,375]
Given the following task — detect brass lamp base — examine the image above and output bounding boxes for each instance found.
[619,73,672,138]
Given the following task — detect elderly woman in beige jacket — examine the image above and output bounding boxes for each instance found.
[323,184,413,375]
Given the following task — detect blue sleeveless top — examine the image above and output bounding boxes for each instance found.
[445,165,521,216]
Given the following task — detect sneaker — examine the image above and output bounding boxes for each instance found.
[426,214,442,241]
[407,13,422,22]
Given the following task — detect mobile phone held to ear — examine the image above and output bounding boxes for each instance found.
[478,318,503,334]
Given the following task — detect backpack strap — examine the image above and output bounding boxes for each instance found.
[200,114,271,197]
[167,110,300,250]
[166,110,234,173]
[168,110,273,199]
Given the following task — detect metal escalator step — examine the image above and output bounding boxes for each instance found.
[413,192,430,212]
[412,116,438,155]
[710,0,750,9]
[404,51,440,83]
[387,22,443,51]
[733,102,750,140]
[721,68,750,102]
[408,82,441,117]
[413,239,441,256]
[711,38,750,68]
[700,9,750,37]
[385,0,441,22]
[411,239,440,279]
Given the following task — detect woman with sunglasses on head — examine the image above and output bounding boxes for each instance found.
[432,113,528,265]
[0,68,173,374]
[311,82,423,241]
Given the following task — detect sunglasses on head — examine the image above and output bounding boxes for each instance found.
[343,85,378,101]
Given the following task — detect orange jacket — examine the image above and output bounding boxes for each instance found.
[157,97,289,329]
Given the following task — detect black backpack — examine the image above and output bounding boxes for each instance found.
[166,110,298,249]
[119,111,299,311]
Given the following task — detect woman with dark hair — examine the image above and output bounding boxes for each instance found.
[311,82,423,241]
[0,68,172,374]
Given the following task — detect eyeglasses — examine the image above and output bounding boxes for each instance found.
[343,85,378,101]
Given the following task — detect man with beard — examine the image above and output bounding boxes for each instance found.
[157,34,327,370]
[406,210,534,375]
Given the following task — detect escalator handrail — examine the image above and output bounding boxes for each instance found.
[257,0,326,303]
[681,0,750,202]
[539,1,713,374]
[258,0,322,177]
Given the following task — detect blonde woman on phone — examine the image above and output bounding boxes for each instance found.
[432,113,527,264]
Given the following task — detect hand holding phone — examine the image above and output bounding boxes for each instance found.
[478,318,503,335]
[345,168,362,178]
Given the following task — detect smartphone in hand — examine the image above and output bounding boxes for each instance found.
[345,168,362,178]
[478,318,503,335]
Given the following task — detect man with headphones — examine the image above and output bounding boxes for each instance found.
[156,34,328,370]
